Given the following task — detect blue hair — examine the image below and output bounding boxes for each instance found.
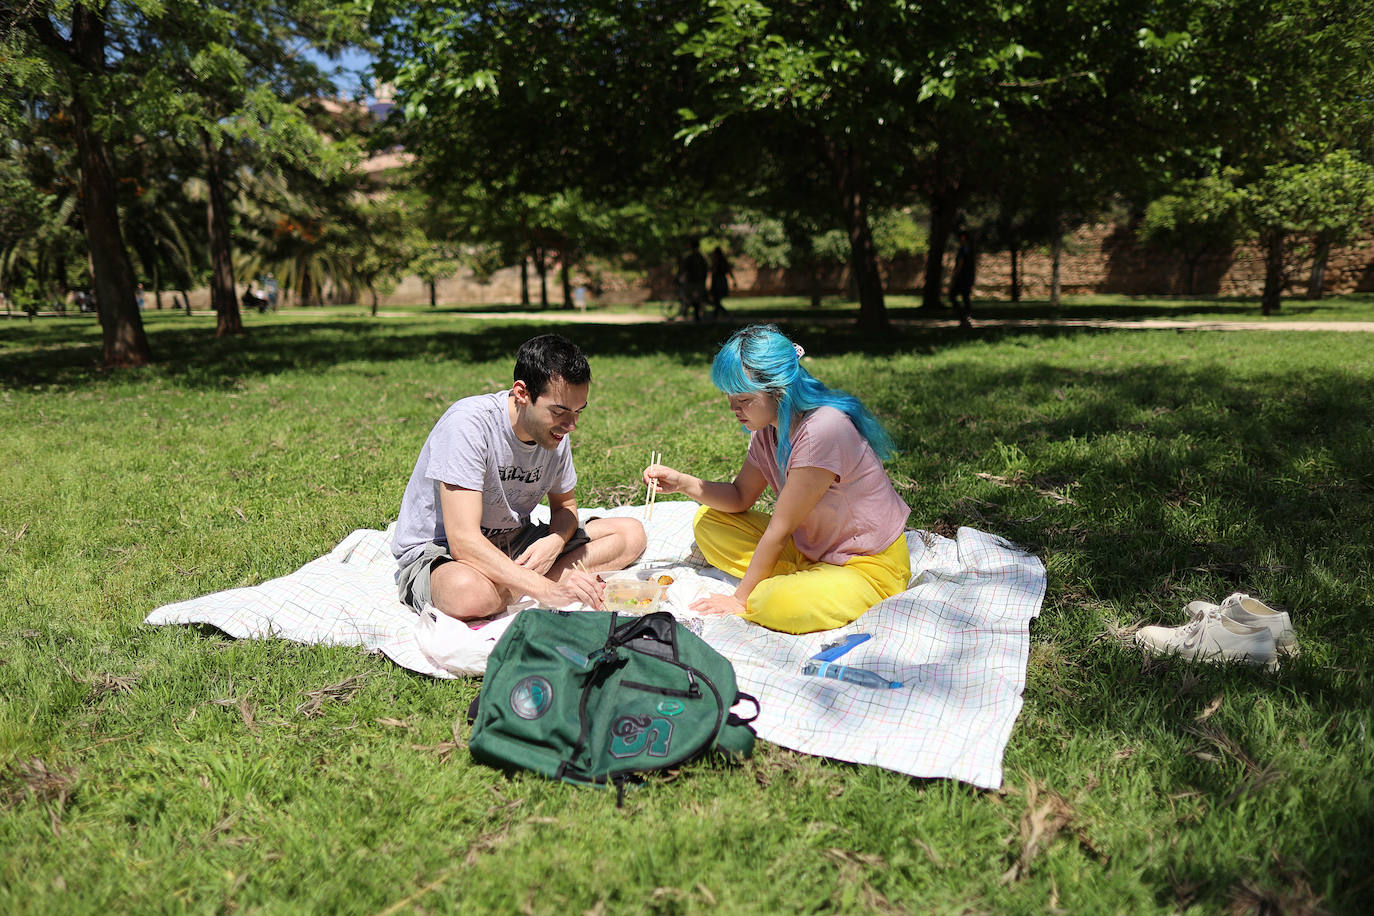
[709,324,897,474]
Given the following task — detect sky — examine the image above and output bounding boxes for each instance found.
[302,45,376,100]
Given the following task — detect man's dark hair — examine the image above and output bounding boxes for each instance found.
[514,334,591,400]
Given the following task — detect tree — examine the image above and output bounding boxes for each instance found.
[2,2,152,366]
[1238,151,1374,314]
[117,3,364,334]
[0,109,86,313]
[1171,1,1374,313]
[2,1,367,361]
[1137,174,1245,296]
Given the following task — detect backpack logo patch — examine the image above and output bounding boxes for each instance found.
[510,676,553,720]
[609,715,674,759]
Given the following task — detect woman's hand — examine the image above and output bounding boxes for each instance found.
[643,462,691,496]
[690,593,747,617]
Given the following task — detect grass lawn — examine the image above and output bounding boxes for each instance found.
[2,304,1372,914]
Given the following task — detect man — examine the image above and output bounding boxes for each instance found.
[948,230,977,328]
[393,334,646,619]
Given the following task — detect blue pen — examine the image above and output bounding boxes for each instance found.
[811,633,871,661]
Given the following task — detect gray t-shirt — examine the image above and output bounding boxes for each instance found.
[392,390,577,569]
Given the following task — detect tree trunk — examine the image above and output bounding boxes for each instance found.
[1184,252,1200,296]
[922,188,958,311]
[201,130,242,336]
[179,290,191,315]
[559,254,573,309]
[1049,225,1063,307]
[54,248,68,311]
[520,256,530,307]
[1261,229,1285,315]
[825,138,886,331]
[153,264,164,309]
[1010,247,1021,302]
[535,247,549,308]
[68,66,151,364]
[370,285,378,316]
[428,278,437,308]
[295,253,314,307]
[1306,237,1330,300]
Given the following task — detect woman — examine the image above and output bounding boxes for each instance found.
[644,325,911,633]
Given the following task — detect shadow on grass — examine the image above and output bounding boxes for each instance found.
[0,315,953,390]
[3,303,1370,391]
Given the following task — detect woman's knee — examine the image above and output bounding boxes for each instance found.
[692,506,736,560]
[746,573,872,634]
[691,505,728,538]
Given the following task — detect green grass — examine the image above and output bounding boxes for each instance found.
[2,304,1372,913]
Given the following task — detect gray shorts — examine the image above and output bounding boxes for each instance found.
[396,521,593,612]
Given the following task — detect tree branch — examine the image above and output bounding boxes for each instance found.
[997,71,1093,89]
[25,8,72,59]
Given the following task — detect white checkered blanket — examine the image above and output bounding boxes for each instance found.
[145,501,1044,788]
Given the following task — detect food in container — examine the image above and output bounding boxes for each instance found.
[603,576,666,615]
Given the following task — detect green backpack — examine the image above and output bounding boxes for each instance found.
[469,610,758,796]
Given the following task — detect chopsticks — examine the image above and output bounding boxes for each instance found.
[643,450,661,520]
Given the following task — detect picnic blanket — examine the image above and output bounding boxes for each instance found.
[145,501,1045,789]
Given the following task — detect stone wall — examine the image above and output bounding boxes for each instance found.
[163,225,1374,310]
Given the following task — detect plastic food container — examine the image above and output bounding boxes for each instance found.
[603,576,665,615]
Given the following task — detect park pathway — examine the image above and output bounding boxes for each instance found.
[382,309,1374,333]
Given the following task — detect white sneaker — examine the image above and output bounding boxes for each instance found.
[1184,593,1297,657]
[1136,606,1278,669]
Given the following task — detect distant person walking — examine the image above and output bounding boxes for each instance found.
[949,230,977,327]
[709,247,735,320]
[676,238,709,322]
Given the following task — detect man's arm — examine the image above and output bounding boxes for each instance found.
[510,488,580,575]
[440,484,560,598]
[440,484,602,609]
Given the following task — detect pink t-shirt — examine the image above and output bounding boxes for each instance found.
[745,406,911,565]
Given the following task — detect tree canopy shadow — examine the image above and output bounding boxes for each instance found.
[0,315,969,391]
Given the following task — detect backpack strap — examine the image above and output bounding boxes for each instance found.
[728,691,760,725]
[713,691,759,760]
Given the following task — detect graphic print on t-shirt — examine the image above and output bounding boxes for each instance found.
[498,464,544,484]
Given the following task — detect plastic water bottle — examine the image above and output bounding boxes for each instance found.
[801,660,903,689]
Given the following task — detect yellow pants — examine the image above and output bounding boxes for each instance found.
[692,506,911,634]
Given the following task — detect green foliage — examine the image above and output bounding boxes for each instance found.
[1240,150,1374,246]
[1139,173,1245,250]
[735,213,791,269]
[871,209,927,261]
